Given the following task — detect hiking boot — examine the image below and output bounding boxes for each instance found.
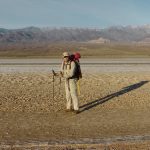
[65,109,72,112]
[74,110,80,114]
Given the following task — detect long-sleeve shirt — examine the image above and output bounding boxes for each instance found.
[61,61,76,79]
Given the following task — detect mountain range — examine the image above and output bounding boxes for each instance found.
[1,25,150,43]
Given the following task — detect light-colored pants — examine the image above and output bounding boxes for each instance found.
[65,78,79,110]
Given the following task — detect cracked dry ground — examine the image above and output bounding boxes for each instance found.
[0,72,150,149]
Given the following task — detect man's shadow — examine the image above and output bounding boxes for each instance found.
[79,81,149,113]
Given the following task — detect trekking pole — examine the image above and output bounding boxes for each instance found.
[59,76,61,95]
[59,71,63,95]
[52,70,55,100]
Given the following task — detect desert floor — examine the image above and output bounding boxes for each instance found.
[0,58,150,149]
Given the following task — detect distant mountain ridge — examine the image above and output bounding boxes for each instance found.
[1,25,150,43]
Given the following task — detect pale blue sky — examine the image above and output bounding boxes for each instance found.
[0,0,150,29]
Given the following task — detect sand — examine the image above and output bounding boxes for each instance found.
[0,71,150,149]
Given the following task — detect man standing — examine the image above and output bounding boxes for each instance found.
[61,52,80,114]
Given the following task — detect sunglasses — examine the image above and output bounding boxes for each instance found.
[63,56,69,58]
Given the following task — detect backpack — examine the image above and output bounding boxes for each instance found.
[70,52,81,62]
[74,60,82,80]
[62,52,82,80]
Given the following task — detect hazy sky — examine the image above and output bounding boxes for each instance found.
[0,0,150,29]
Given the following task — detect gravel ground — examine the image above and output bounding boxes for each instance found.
[0,72,150,149]
[1,58,150,149]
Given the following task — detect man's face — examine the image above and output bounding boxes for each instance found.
[64,56,69,62]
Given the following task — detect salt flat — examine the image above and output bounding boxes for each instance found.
[1,58,150,73]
